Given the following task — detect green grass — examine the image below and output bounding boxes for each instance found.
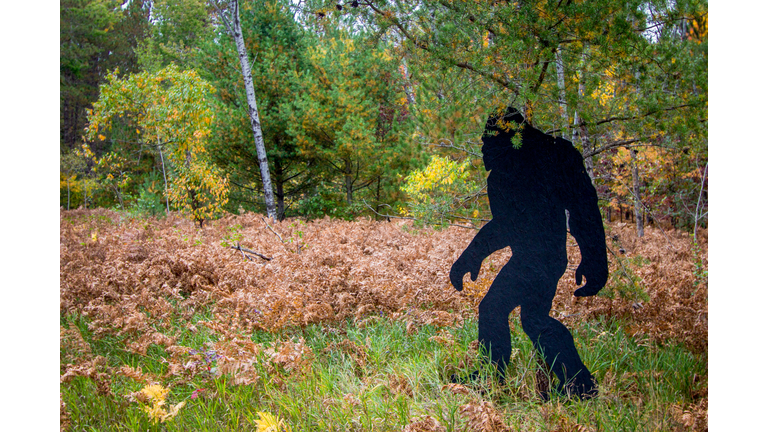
[61,314,706,431]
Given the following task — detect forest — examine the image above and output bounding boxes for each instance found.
[60,0,707,232]
[60,1,708,431]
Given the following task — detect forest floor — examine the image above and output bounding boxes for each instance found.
[60,209,707,431]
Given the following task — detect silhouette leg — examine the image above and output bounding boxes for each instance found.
[521,306,596,399]
[477,274,518,380]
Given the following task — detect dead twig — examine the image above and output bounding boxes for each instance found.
[261,216,284,243]
[231,243,272,261]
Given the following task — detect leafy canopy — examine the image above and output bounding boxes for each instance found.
[86,64,228,225]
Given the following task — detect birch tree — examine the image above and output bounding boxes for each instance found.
[213,0,277,220]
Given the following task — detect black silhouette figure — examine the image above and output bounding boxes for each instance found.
[450,107,608,400]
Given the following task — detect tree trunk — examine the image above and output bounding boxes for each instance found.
[571,49,595,186]
[228,0,277,221]
[344,158,353,206]
[114,185,124,211]
[400,59,416,106]
[375,176,382,219]
[630,149,644,237]
[274,157,286,221]
[693,163,708,244]
[157,139,170,215]
[572,50,587,145]
[579,125,595,184]
[555,48,569,138]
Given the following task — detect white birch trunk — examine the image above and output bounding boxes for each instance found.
[229,0,277,220]
[401,59,416,106]
[571,51,586,145]
[555,48,569,138]
[693,163,708,244]
[573,49,595,185]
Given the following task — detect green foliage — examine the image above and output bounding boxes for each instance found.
[341,0,707,229]
[286,29,419,217]
[135,0,213,72]
[602,255,651,303]
[691,240,707,291]
[294,181,348,219]
[85,64,228,226]
[60,0,706,233]
[77,144,133,210]
[219,224,244,247]
[198,0,317,220]
[60,0,150,150]
[133,173,167,217]
[60,0,123,150]
[60,148,91,209]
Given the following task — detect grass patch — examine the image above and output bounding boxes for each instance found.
[61,314,706,431]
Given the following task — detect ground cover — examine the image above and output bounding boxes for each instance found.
[60,209,707,431]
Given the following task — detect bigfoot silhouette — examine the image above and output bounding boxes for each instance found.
[450,107,608,399]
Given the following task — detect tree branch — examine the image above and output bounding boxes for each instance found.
[547,103,701,138]
[592,103,697,128]
[261,216,284,243]
[361,0,519,94]
[210,0,235,38]
[231,243,272,261]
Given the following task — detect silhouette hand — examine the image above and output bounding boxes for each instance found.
[574,262,608,297]
[450,256,480,292]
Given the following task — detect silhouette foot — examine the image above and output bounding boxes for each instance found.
[450,370,481,385]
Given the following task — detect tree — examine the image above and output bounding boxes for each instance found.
[79,145,133,211]
[402,155,481,227]
[61,0,150,151]
[135,0,214,72]
[286,29,418,217]
[85,65,228,226]
[211,0,278,221]
[198,0,317,220]
[60,148,89,210]
[336,0,706,232]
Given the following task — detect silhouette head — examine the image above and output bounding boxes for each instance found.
[481,107,526,171]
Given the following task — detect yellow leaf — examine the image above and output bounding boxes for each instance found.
[255,411,291,432]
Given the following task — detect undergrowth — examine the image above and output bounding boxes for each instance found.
[60,209,707,431]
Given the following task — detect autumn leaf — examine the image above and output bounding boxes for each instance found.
[255,411,291,432]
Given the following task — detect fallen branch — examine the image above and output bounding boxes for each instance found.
[231,243,272,261]
[261,216,284,243]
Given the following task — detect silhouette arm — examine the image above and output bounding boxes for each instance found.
[450,218,508,291]
[563,145,608,296]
